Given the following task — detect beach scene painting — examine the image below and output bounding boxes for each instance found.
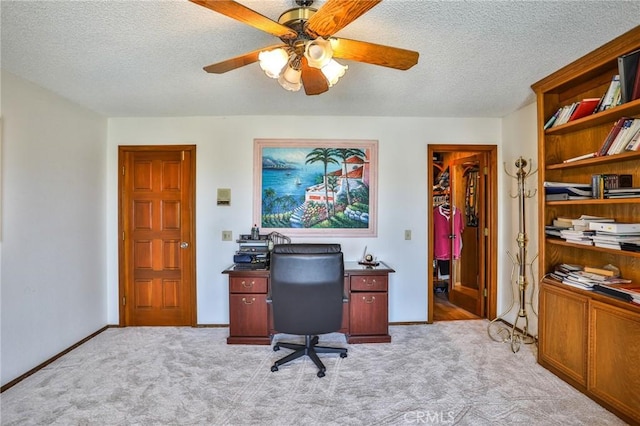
[253,139,378,237]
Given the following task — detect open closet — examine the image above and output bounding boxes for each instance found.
[428,145,498,323]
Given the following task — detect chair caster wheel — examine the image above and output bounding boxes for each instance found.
[340,352,347,358]
[317,370,325,378]
[273,345,280,352]
[271,365,278,372]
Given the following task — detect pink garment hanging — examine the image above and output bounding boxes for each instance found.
[434,205,464,260]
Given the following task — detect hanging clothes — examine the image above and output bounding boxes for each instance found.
[433,204,464,260]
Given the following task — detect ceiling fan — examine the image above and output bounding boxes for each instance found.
[189,0,420,95]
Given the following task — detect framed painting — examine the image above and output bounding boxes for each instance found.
[253,139,378,237]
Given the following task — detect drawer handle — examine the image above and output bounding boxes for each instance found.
[241,280,254,288]
[362,278,376,286]
[241,297,255,305]
[363,296,376,304]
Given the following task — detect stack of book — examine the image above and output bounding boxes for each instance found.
[545,216,574,238]
[594,282,640,304]
[571,215,614,231]
[559,228,595,245]
[603,187,640,199]
[588,222,640,250]
[550,264,637,301]
[544,181,592,201]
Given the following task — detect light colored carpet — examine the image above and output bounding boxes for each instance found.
[0,320,626,425]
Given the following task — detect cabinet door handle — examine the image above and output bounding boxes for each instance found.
[363,296,376,304]
[241,280,254,288]
[241,297,255,305]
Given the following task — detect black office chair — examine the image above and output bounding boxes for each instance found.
[269,243,348,378]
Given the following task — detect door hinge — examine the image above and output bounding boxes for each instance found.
[483,288,488,297]
[122,231,125,241]
[122,166,125,176]
[483,166,488,175]
[182,151,185,161]
[122,296,126,306]
[484,227,489,236]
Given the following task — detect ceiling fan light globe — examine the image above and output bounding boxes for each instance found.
[304,37,333,69]
[278,66,302,91]
[258,48,289,79]
[321,59,348,87]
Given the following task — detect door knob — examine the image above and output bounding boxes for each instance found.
[180,242,189,249]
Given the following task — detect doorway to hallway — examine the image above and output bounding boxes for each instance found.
[427,145,498,323]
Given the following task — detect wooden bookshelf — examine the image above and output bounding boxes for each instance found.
[532,25,640,425]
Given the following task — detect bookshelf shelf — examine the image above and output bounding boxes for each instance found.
[546,150,640,169]
[546,237,640,259]
[545,98,640,135]
[545,197,640,206]
[532,25,640,425]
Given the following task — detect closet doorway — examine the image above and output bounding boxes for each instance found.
[427,145,497,323]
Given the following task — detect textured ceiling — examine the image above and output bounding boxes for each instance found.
[2,1,639,118]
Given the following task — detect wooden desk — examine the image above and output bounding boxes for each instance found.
[222,261,395,344]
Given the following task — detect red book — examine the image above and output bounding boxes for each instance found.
[568,98,601,121]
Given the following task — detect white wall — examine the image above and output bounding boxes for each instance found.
[0,71,108,386]
[107,116,505,325]
[0,71,540,386]
[499,102,539,336]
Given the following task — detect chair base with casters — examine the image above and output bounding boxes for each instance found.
[271,335,347,378]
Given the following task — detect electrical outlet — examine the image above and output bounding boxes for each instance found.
[222,230,232,241]
[404,230,411,240]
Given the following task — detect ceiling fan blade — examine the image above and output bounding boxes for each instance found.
[189,0,297,39]
[301,57,329,96]
[203,44,285,73]
[331,38,419,70]
[306,0,381,38]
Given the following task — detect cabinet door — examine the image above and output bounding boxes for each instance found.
[539,282,589,387]
[589,300,640,421]
[350,292,388,335]
[229,294,268,337]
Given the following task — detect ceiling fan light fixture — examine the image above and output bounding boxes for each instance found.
[258,48,289,79]
[304,37,333,69]
[321,59,348,87]
[277,56,303,91]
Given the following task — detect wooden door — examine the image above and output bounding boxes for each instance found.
[449,154,487,317]
[119,146,196,326]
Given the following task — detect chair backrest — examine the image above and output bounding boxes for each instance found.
[270,244,344,336]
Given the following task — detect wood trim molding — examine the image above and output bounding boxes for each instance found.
[0,325,115,393]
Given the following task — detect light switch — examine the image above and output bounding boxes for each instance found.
[404,230,411,240]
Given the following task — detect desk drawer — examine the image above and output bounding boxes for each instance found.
[350,275,387,292]
[230,277,267,293]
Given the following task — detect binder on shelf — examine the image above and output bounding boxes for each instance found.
[617,48,640,103]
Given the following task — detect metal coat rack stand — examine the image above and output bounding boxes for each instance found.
[488,156,538,353]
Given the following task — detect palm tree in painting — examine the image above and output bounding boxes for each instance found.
[262,188,277,215]
[305,148,339,220]
[332,148,365,206]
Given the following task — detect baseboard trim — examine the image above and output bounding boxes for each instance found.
[389,321,430,325]
[0,325,114,393]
